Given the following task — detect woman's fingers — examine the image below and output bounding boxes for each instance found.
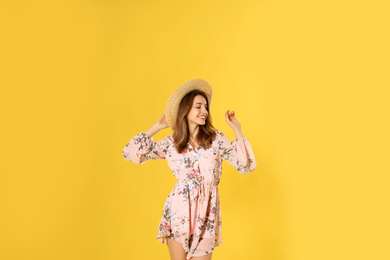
[227,111,235,118]
[225,111,231,121]
[225,110,236,125]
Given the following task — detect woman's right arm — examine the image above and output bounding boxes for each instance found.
[122,113,170,165]
[144,123,162,138]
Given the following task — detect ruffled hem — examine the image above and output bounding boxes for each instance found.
[156,232,189,255]
[156,231,223,260]
[156,231,172,244]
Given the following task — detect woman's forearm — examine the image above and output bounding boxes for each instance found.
[144,123,162,138]
[233,127,244,140]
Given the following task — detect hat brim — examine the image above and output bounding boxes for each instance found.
[165,79,213,130]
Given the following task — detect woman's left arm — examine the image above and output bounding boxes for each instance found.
[220,109,257,174]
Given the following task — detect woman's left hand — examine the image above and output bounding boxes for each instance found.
[225,110,241,130]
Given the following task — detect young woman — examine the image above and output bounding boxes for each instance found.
[122,79,257,260]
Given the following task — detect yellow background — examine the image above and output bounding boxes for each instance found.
[1,0,389,259]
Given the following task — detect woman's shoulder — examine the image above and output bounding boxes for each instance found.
[166,135,174,143]
[215,129,223,135]
[214,129,226,139]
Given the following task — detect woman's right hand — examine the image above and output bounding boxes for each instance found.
[156,112,169,130]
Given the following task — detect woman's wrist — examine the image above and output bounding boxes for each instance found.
[233,127,244,140]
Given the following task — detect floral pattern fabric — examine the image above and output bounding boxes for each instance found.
[122,130,257,259]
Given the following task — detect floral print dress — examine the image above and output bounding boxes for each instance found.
[122,130,257,259]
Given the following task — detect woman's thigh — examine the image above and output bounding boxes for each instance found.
[167,237,187,260]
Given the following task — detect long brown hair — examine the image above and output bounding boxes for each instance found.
[173,90,217,154]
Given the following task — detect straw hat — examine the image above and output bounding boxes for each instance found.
[165,79,213,130]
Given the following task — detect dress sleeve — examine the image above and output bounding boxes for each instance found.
[122,132,169,165]
[218,131,257,174]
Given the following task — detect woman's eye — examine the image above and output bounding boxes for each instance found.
[196,107,201,109]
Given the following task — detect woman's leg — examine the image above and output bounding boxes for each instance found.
[189,252,212,260]
[167,237,187,260]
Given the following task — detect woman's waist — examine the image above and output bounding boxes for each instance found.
[177,175,219,188]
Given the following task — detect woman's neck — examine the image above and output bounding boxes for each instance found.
[188,124,199,140]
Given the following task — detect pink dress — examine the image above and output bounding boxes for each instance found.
[122,130,257,259]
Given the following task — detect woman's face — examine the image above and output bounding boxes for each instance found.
[187,95,208,127]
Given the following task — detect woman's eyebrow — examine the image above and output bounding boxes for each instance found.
[195,102,207,105]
